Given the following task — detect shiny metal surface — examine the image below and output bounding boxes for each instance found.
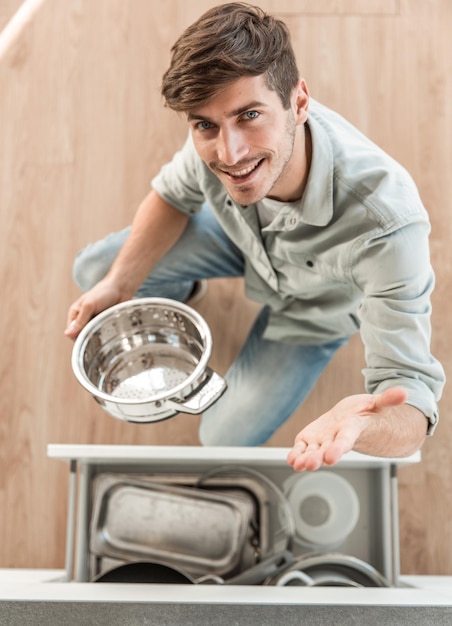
[87,469,296,582]
[130,472,271,562]
[71,298,226,422]
[268,553,391,587]
[89,475,255,577]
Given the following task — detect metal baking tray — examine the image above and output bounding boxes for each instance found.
[129,472,271,556]
[89,474,256,576]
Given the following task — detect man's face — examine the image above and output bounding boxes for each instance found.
[187,75,309,205]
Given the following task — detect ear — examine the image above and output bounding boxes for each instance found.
[293,78,309,124]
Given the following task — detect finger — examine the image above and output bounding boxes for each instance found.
[287,441,307,465]
[292,448,326,472]
[287,438,321,462]
[322,436,355,466]
[288,439,331,469]
[372,387,408,411]
[64,318,80,339]
[289,428,357,471]
[64,305,81,338]
[64,316,83,339]
[65,303,79,330]
[64,302,95,338]
[294,430,311,445]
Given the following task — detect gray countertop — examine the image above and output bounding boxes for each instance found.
[1,569,451,626]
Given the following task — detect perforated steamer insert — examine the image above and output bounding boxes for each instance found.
[72,298,227,422]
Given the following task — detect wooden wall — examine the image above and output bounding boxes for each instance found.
[0,0,450,574]
[0,0,23,31]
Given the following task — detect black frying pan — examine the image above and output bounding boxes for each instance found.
[93,560,196,584]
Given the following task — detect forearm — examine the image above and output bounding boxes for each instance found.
[107,189,190,298]
[65,190,190,338]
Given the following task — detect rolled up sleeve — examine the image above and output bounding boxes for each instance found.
[352,220,445,434]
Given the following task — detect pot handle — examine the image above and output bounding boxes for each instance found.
[225,551,295,586]
[167,368,227,414]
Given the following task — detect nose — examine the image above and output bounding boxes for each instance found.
[216,127,248,166]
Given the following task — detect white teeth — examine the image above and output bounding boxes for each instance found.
[228,162,260,177]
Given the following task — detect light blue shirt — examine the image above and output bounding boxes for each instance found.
[152,99,445,432]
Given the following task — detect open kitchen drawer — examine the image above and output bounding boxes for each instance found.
[47,445,420,587]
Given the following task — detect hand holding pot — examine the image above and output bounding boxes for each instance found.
[65,276,128,340]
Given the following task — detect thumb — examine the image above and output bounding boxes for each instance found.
[64,306,89,339]
[64,317,83,339]
[375,387,408,410]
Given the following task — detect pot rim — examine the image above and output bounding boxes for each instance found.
[71,297,213,405]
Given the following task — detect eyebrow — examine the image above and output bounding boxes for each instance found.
[187,100,267,122]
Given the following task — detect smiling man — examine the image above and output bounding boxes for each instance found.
[186,75,310,205]
[65,2,445,471]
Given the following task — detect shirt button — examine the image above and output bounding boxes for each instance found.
[306,260,314,267]
[226,199,233,206]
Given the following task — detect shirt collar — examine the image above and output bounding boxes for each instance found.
[297,108,335,227]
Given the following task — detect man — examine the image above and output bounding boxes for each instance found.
[65,3,445,471]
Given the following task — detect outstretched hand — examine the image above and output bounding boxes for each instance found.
[287,387,409,472]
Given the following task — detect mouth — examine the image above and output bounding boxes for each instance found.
[217,159,264,183]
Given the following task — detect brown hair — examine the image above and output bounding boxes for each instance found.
[161,2,299,111]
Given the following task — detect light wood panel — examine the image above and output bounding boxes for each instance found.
[0,0,450,574]
[0,0,24,32]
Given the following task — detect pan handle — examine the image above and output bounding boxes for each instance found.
[225,551,295,586]
[167,368,227,414]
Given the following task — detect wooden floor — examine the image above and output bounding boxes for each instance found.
[0,0,451,575]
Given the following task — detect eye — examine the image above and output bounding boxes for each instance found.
[196,120,214,131]
[243,110,260,120]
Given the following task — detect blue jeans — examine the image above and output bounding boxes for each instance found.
[73,204,346,445]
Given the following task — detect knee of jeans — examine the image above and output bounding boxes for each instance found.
[198,416,220,446]
[199,415,265,447]
[198,406,232,446]
[72,246,109,292]
[198,406,258,447]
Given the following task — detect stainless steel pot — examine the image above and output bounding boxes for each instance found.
[71,298,227,423]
